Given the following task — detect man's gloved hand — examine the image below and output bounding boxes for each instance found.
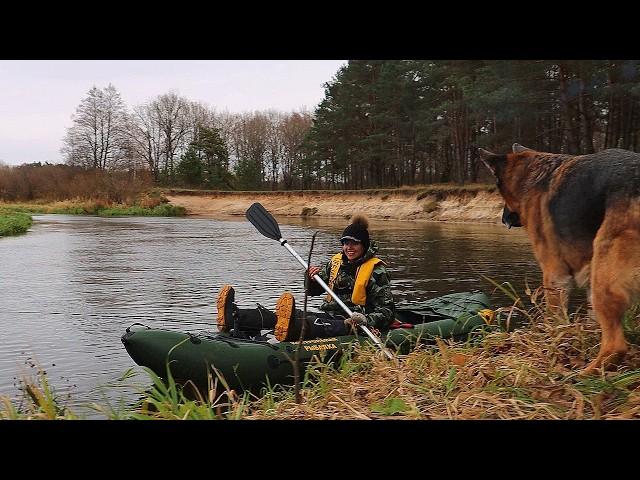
[344,312,368,331]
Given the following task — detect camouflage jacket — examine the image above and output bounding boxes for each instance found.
[306,241,395,329]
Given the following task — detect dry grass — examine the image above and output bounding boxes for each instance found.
[164,183,497,198]
[244,291,640,420]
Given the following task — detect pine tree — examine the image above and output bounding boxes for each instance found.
[176,145,203,186]
[192,125,232,189]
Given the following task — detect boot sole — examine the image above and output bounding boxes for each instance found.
[217,285,234,332]
[274,293,295,341]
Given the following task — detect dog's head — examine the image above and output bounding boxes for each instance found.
[478,143,535,229]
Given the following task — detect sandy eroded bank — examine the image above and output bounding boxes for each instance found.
[165,186,505,224]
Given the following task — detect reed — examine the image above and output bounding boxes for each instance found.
[0,369,78,420]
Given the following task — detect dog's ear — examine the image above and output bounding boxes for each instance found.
[478,148,504,176]
[512,143,533,153]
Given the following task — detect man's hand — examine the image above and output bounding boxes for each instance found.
[344,312,368,331]
[307,265,321,280]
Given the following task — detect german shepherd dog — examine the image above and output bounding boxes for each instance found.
[479,144,640,373]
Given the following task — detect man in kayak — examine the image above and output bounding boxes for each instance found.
[216,214,395,341]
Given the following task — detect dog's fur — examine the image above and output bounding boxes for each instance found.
[479,143,640,373]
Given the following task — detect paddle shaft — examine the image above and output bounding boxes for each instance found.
[280,238,394,360]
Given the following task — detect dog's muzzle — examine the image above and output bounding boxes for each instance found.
[502,206,522,229]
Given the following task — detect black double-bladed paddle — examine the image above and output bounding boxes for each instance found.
[246,202,394,360]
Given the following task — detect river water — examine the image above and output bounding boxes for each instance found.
[0,214,542,417]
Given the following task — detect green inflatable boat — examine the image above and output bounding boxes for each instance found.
[121,290,494,393]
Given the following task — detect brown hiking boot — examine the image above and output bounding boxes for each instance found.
[216,285,237,332]
[274,292,296,341]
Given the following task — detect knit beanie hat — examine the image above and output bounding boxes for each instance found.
[340,214,370,250]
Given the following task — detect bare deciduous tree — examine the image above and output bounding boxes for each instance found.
[231,112,270,188]
[188,100,217,144]
[280,110,312,189]
[61,85,129,170]
[129,103,164,181]
[265,110,283,190]
[150,92,190,180]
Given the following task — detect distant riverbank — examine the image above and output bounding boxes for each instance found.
[0,199,186,237]
[164,184,504,224]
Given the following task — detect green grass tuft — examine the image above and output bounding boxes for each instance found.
[0,212,32,236]
[0,200,186,219]
[97,204,186,217]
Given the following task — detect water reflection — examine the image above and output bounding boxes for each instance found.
[0,213,545,417]
[290,216,541,303]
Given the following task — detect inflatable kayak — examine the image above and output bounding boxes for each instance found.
[121,290,494,393]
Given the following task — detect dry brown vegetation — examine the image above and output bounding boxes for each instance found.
[165,183,498,198]
[0,163,154,204]
[244,291,640,420]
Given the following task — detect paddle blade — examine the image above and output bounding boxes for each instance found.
[246,202,282,241]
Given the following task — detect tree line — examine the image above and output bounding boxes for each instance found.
[59,85,313,190]
[3,59,640,200]
[303,60,640,188]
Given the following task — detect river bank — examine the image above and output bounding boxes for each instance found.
[0,199,186,236]
[5,304,640,419]
[164,184,504,224]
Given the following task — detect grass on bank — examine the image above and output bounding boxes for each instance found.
[3,285,640,420]
[242,287,640,420]
[0,200,186,217]
[0,196,186,237]
[164,183,498,199]
[0,212,32,236]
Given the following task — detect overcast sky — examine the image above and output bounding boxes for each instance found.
[0,60,346,166]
